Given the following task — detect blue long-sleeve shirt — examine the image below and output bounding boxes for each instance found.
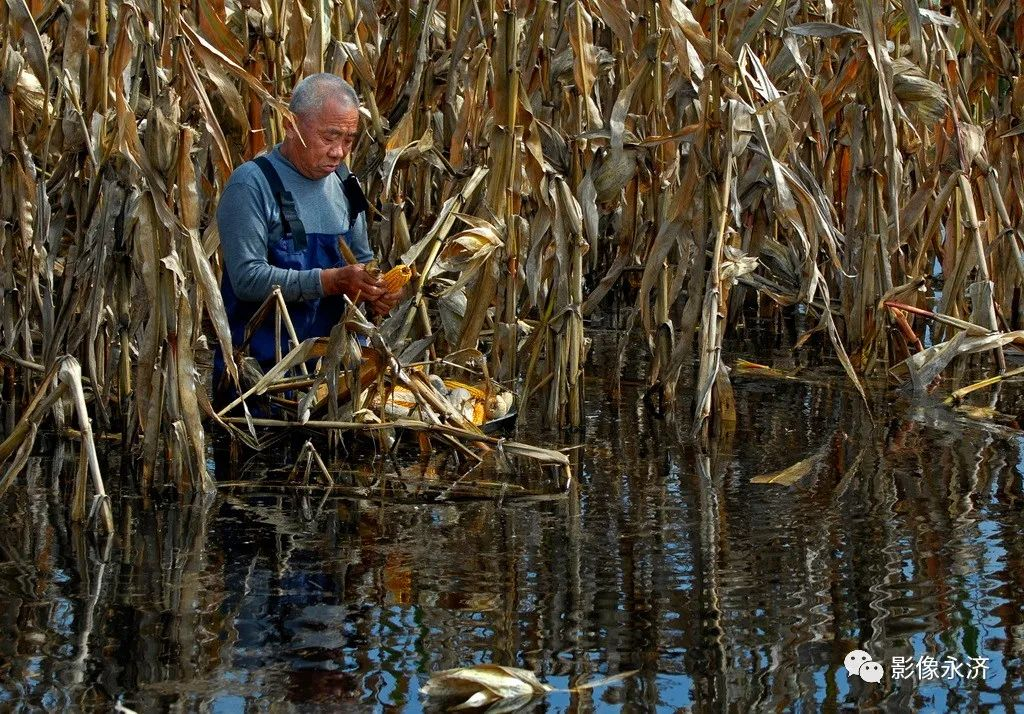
[216,146,374,303]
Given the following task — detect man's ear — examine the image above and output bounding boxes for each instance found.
[284,113,308,147]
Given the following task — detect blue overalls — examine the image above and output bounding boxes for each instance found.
[216,157,369,390]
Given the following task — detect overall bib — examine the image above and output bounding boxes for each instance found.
[216,157,369,388]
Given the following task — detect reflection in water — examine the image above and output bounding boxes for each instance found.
[1,365,1023,711]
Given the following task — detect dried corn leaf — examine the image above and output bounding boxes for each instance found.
[903,331,1024,393]
[5,0,49,95]
[786,22,861,38]
[436,215,503,295]
[420,665,553,707]
[751,433,844,486]
[750,454,819,486]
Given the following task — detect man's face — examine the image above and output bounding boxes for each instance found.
[288,98,360,180]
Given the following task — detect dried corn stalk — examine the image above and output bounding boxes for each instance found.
[3,0,1024,504]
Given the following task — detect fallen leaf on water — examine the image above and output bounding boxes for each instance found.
[954,405,1020,428]
[750,432,846,486]
[420,665,639,709]
[733,359,798,380]
[420,665,552,709]
[753,428,847,485]
[749,455,819,486]
[570,669,641,690]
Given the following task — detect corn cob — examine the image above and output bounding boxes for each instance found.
[381,264,413,293]
[441,379,487,399]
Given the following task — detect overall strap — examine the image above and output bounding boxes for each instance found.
[335,164,369,229]
[254,155,308,250]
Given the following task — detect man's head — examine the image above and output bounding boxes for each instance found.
[282,73,361,180]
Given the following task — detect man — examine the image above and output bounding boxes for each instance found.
[216,74,398,384]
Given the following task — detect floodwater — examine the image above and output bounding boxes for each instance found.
[2,341,1024,712]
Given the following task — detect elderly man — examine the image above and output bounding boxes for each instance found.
[216,74,397,384]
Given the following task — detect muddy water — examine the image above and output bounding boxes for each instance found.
[2,350,1024,711]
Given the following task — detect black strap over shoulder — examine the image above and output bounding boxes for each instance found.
[254,156,307,250]
[253,156,367,247]
[335,165,369,229]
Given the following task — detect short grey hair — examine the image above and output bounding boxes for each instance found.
[289,73,360,117]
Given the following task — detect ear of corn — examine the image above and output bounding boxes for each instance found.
[381,265,413,294]
[441,380,487,400]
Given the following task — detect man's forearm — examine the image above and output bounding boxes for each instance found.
[219,180,326,303]
[229,258,324,303]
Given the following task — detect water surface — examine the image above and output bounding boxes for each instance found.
[2,347,1023,712]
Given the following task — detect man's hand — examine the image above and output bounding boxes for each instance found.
[368,289,402,316]
[321,264,385,302]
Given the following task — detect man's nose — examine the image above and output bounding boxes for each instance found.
[333,138,354,156]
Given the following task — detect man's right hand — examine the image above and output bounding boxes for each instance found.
[321,264,386,302]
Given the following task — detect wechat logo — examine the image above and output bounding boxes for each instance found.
[844,649,884,683]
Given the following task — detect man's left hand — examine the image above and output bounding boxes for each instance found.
[369,290,402,316]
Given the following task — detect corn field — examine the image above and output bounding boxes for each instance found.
[2,0,1023,511]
